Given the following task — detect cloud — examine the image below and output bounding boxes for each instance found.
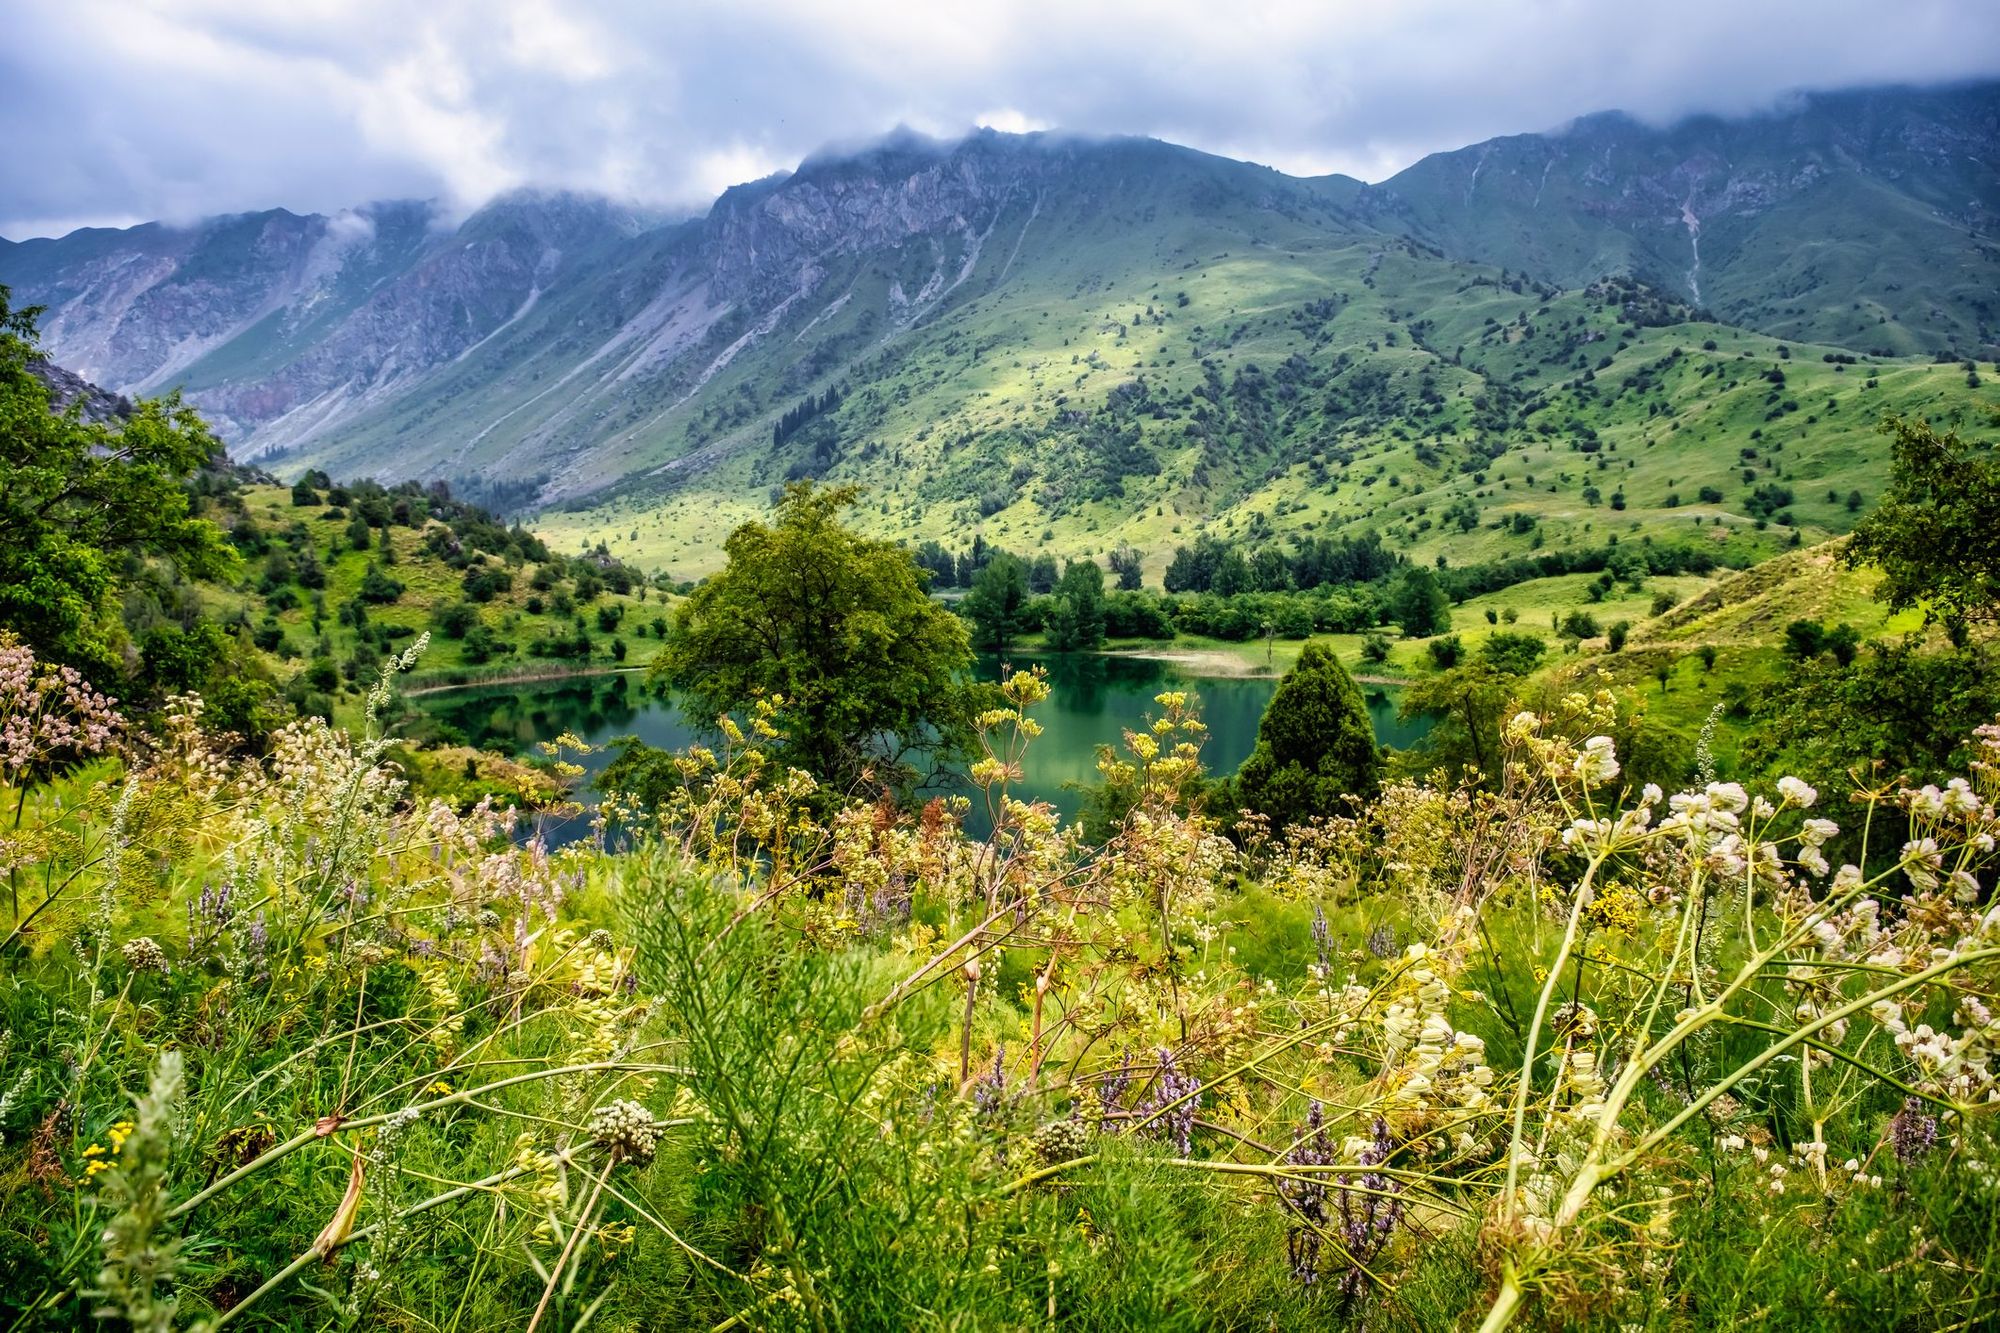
[3,0,1998,237]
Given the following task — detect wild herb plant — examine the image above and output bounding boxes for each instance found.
[1,641,1995,1329]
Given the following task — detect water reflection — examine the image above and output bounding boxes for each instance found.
[413,654,1430,842]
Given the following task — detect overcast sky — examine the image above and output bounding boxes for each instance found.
[5,0,1999,239]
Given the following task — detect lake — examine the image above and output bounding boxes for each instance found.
[411,653,1430,840]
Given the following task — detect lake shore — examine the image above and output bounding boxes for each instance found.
[1103,646,1408,686]
[400,663,645,697]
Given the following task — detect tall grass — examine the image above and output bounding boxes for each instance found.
[0,642,1995,1329]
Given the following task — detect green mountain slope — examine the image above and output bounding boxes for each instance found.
[3,86,1995,579]
[1360,83,2000,355]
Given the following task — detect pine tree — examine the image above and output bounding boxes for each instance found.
[1234,641,1379,830]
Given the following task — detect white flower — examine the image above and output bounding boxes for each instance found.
[1777,776,1818,808]
[1573,735,1620,786]
[1941,777,1982,817]
[1707,782,1749,814]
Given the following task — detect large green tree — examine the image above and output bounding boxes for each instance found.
[1045,559,1106,653]
[1846,413,2000,635]
[1234,641,1380,830]
[653,482,978,794]
[963,553,1030,655]
[1389,566,1452,638]
[0,287,233,679]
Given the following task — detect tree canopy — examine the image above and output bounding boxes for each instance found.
[1234,641,1380,830]
[962,554,1030,656]
[1846,414,2000,634]
[1045,559,1106,653]
[0,287,233,679]
[652,481,979,795]
[0,282,234,676]
[1389,566,1452,638]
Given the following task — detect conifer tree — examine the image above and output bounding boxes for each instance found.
[1234,641,1380,830]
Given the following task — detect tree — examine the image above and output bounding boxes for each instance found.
[0,287,232,679]
[434,601,480,639]
[963,554,1030,656]
[1045,559,1107,653]
[1234,642,1380,830]
[1027,553,1060,594]
[1846,415,2000,634]
[653,482,980,794]
[358,563,404,604]
[1108,544,1145,591]
[1389,566,1452,638]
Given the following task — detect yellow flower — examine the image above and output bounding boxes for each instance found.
[428,1080,454,1094]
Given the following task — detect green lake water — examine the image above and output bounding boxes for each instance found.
[413,654,1429,841]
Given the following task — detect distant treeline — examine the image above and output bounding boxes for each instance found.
[773,387,843,447]
[913,529,1733,645]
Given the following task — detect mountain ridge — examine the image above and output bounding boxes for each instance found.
[1,81,1994,573]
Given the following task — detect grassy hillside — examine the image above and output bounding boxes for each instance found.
[189,474,669,731]
[535,251,1992,579]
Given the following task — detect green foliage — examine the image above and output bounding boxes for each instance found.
[654,481,979,793]
[1389,566,1451,638]
[1234,641,1380,829]
[0,288,233,681]
[963,553,1030,655]
[1847,414,2000,633]
[1045,559,1107,653]
[357,562,404,604]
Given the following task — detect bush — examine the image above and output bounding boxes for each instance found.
[434,601,480,639]
[462,563,514,603]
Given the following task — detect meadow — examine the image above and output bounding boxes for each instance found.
[3,638,1996,1330]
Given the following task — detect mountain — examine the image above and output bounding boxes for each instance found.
[1,84,1994,574]
[1357,82,2000,356]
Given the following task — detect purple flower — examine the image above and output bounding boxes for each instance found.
[1281,1101,1332,1285]
[1140,1048,1200,1155]
[1889,1098,1938,1163]
[973,1044,1007,1118]
[1099,1050,1133,1119]
[1332,1117,1403,1306]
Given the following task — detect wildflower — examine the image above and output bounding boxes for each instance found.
[1777,776,1817,808]
[1333,1117,1403,1309]
[1888,1098,1938,1163]
[1279,1101,1332,1285]
[1097,1051,1133,1120]
[121,938,169,975]
[1141,1048,1200,1155]
[1033,1117,1091,1167]
[588,1099,664,1164]
[91,1053,184,1332]
[973,1044,1008,1119]
[1573,735,1620,786]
